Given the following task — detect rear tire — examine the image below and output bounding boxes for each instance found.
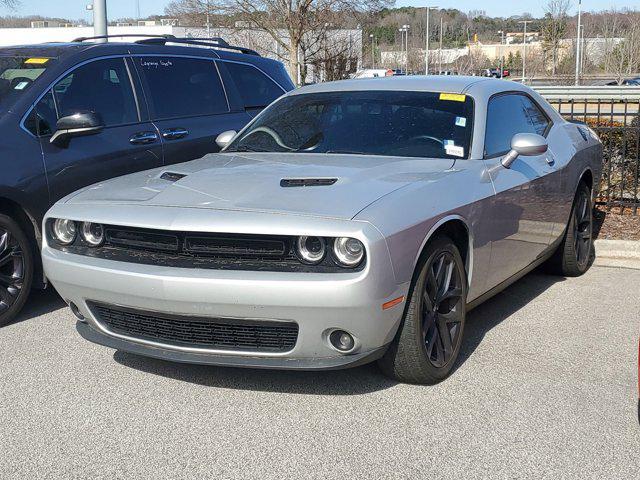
[378,235,467,384]
[548,182,593,277]
[0,214,34,327]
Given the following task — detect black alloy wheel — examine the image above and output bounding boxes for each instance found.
[0,214,33,327]
[421,251,465,368]
[379,235,467,384]
[572,187,593,271]
[547,181,594,277]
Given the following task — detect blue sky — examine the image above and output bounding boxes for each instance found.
[0,0,638,21]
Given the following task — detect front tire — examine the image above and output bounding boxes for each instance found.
[549,182,593,277]
[0,214,34,327]
[378,235,467,384]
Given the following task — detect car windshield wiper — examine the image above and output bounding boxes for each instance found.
[226,145,269,153]
[324,149,369,155]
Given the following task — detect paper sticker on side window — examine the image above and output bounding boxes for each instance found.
[445,144,465,158]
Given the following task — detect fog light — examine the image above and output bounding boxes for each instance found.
[68,302,85,321]
[329,330,355,352]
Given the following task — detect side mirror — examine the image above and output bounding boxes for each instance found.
[501,133,548,168]
[215,130,237,150]
[50,112,104,147]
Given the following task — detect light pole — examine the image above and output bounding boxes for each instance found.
[399,25,410,73]
[498,29,505,77]
[438,16,443,74]
[369,33,376,68]
[575,0,582,85]
[424,6,438,75]
[518,20,533,83]
[92,0,108,41]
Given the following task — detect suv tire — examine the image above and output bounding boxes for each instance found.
[0,214,33,327]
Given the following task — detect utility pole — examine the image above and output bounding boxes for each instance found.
[438,16,443,74]
[575,0,582,85]
[519,20,533,83]
[424,6,438,75]
[93,0,108,42]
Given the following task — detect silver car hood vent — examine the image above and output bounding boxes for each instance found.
[160,172,188,182]
[280,178,338,188]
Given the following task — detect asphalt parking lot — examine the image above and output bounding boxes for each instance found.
[1,266,638,478]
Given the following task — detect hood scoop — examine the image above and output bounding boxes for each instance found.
[160,171,188,182]
[280,178,338,188]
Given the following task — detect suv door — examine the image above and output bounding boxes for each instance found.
[133,55,251,165]
[36,57,163,202]
[483,92,556,288]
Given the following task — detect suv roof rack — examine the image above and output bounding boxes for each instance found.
[136,37,260,56]
[70,34,260,57]
[72,34,176,42]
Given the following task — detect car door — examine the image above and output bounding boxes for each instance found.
[482,92,557,288]
[37,57,163,203]
[132,55,251,166]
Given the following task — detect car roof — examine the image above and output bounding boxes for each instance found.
[292,75,495,96]
[0,41,274,65]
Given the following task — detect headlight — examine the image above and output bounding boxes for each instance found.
[81,222,104,247]
[51,218,77,245]
[295,236,326,264]
[333,237,364,267]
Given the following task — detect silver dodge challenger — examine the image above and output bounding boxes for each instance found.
[42,76,602,383]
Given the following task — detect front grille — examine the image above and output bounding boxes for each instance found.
[90,302,298,353]
[52,224,365,273]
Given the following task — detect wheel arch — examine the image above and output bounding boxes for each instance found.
[412,215,473,287]
[0,195,44,288]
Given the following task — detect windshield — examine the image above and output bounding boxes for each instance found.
[0,56,54,105]
[226,90,474,159]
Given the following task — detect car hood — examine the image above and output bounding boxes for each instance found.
[63,152,454,220]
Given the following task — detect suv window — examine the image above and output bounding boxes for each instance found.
[224,62,284,108]
[137,56,228,119]
[53,58,138,127]
[484,93,550,157]
[24,90,57,136]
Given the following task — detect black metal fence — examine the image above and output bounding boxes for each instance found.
[550,97,640,215]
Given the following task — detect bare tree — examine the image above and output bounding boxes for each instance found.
[542,0,570,75]
[167,0,391,84]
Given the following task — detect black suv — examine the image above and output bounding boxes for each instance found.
[0,35,294,326]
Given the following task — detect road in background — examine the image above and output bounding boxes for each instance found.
[0,266,638,478]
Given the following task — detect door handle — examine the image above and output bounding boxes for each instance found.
[161,128,189,140]
[129,132,159,145]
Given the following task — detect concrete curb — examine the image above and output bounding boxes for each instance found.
[594,239,640,269]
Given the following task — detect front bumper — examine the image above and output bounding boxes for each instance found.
[76,321,388,370]
[42,210,408,369]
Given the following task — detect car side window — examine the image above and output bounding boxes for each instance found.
[53,58,138,127]
[136,56,229,119]
[224,62,284,108]
[484,93,550,157]
[24,90,57,137]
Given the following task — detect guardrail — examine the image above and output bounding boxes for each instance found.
[533,86,640,101]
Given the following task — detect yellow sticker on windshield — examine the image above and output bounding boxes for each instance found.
[439,93,466,102]
[25,58,50,65]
